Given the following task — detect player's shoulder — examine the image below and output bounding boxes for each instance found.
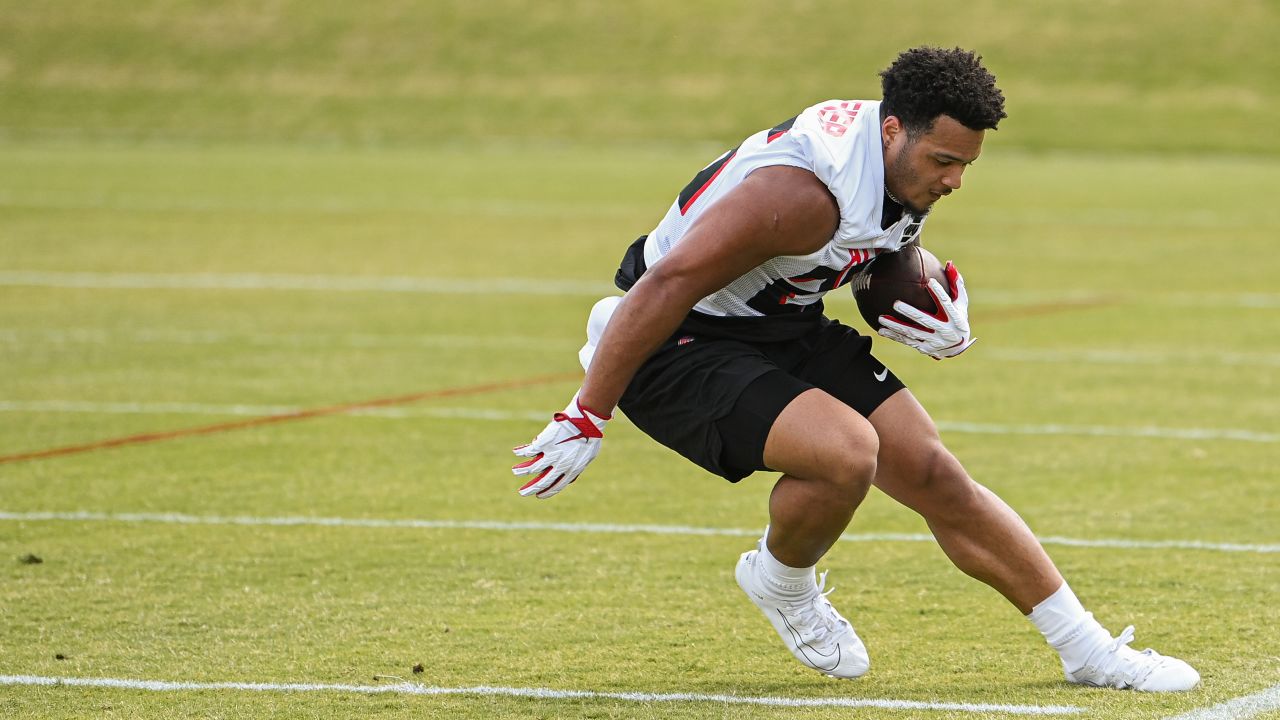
[785,100,886,244]
[748,99,879,160]
[783,99,881,182]
[791,99,881,148]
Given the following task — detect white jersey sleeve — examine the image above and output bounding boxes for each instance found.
[786,100,892,246]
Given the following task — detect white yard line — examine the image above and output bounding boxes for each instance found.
[1163,683,1280,720]
[984,347,1280,368]
[1,511,1275,554]
[0,328,580,350]
[0,270,1276,307]
[931,421,1277,444]
[0,673,1083,715]
[0,193,639,218]
[0,271,615,296]
[0,400,548,422]
[980,289,1280,309]
[0,400,1274,444]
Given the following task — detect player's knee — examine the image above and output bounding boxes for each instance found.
[765,392,878,501]
[824,430,878,502]
[916,443,980,514]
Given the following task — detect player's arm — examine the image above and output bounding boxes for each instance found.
[512,165,838,498]
[579,165,839,414]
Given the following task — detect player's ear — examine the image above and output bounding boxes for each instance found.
[881,115,903,149]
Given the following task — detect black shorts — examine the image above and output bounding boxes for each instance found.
[618,315,906,482]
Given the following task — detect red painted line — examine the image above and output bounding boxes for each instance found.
[0,297,1116,467]
[0,372,580,465]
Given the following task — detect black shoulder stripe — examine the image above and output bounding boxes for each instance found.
[677,147,739,215]
[766,115,797,143]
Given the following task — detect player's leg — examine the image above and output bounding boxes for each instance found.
[867,388,1060,612]
[718,321,903,679]
[868,388,1199,691]
[761,387,879,568]
[720,373,879,679]
[615,325,876,679]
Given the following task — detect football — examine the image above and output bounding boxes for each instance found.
[851,246,948,330]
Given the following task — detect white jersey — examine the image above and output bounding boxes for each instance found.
[642,99,925,318]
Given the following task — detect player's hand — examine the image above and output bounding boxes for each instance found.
[512,391,610,499]
[877,261,976,360]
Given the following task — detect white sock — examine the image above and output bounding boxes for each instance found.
[757,529,816,598]
[1027,582,1112,670]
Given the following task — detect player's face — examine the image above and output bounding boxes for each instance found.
[882,114,984,216]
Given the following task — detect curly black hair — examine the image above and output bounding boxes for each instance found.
[879,47,1007,135]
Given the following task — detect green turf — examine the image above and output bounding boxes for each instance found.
[4,4,1278,716]
[1,136,1277,718]
[2,1,1278,154]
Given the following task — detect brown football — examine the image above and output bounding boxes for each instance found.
[851,246,948,330]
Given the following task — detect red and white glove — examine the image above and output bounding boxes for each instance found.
[877,261,977,360]
[512,391,610,499]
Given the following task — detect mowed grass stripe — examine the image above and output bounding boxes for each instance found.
[5,328,1279,367]
[0,401,1274,444]
[0,270,1276,308]
[2,511,1275,554]
[0,675,1084,715]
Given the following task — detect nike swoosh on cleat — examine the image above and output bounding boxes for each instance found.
[778,611,842,672]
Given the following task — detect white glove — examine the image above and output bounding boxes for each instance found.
[877,261,977,360]
[512,391,610,499]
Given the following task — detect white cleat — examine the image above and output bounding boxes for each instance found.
[1064,625,1200,692]
[735,548,870,679]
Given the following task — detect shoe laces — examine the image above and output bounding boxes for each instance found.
[1096,625,1162,686]
[787,571,850,645]
[1111,625,1136,652]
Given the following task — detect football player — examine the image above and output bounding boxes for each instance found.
[513,46,1197,691]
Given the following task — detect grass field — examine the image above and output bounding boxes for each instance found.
[0,136,1277,719]
[3,1,1279,154]
[2,1,1279,717]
